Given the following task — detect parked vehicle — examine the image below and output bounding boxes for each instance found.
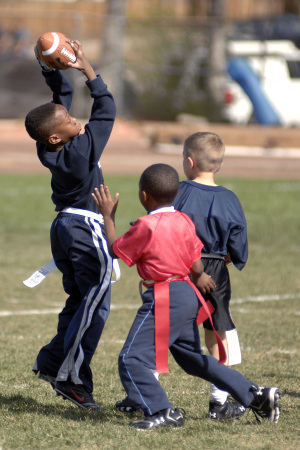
[223,40,300,126]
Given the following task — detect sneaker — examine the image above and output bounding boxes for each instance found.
[55,381,101,410]
[250,386,281,423]
[116,396,139,413]
[209,399,246,421]
[36,371,56,390]
[130,407,185,430]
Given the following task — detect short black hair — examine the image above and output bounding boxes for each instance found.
[25,102,57,143]
[139,163,179,204]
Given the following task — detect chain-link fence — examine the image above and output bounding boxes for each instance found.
[1,7,300,121]
[120,18,214,120]
[0,9,229,120]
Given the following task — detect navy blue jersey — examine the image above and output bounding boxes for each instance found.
[36,70,116,213]
[173,181,248,270]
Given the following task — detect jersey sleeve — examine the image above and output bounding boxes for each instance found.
[227,222,248,270]
[113,218,152,267]
[78,75,116,163]
[43,71,116,165]
[183,213,204,262]
[224,193,248,270]
[43,70,74,111]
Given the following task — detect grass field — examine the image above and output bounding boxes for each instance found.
[0,173,299,449]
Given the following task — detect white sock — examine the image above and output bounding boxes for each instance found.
[210,384,228,405]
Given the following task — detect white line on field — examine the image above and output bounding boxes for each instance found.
[0,309,61,316]
[0,293,299,317]
[231,292,300,304]
[0,304,140,317]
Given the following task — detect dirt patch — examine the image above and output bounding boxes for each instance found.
[1,119,300,179]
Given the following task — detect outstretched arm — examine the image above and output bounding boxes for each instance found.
[34,44,74,111]
[35,40,97,110]
[92,184,119,258]
[69,40,116,163]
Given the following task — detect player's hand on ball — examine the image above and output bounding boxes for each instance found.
[34,45,54,72]
[67,40,96,80]
[92,185,119,219]
[67,41,89,70]
[196,272,216,295]
[65,40,82,69]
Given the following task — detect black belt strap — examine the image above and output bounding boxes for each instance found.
[201,253,225,260]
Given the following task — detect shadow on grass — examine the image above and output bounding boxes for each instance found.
[0,392,129,425]
[284,390,300,399]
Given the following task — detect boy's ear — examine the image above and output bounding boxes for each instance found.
[140,190,154,210]
[187,156,195,169]
[141,190,148,203]
[48,134,62,145]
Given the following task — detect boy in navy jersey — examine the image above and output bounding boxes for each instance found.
[25,40,116,409]
[92,163,280,430]
[173,132,248,420]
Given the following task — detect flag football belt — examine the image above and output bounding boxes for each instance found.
[23,208,120,288]
[61,207,104,223]
[141,276,226,374]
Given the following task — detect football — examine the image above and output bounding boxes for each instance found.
[37,31,76,70]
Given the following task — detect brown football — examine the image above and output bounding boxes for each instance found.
[37,32,76,70]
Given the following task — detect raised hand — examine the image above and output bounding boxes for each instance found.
[92,184,119,220]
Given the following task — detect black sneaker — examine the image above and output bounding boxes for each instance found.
[250,386,281,423]
[55,381,101,410]
[36,372,56,390]
[116,396,139,413]
[209,398,246,421]
[130,407,185,430]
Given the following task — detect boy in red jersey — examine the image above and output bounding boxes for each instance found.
[92,163,281,430]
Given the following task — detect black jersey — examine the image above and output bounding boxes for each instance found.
[37,70,116,213]
[173,181,248,270]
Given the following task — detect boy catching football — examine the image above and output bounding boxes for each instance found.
[25,40,116,409]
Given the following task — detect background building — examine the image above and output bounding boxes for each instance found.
[1,0,300,122]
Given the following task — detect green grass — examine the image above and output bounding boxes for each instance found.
[0,173,299,449]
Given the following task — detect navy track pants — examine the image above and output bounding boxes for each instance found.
[33,212,112,392]
[119,281,255,415]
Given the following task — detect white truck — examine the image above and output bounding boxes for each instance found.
[223,40,300,126]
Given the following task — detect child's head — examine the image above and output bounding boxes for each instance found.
[139,163,179,209]
[25,102,81,147]
[183,132,225,176]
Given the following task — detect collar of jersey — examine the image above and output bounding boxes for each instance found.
[148,206,176,215]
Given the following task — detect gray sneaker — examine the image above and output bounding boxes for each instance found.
[250,386,281,423]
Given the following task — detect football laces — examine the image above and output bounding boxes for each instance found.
[61,48,76,63]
